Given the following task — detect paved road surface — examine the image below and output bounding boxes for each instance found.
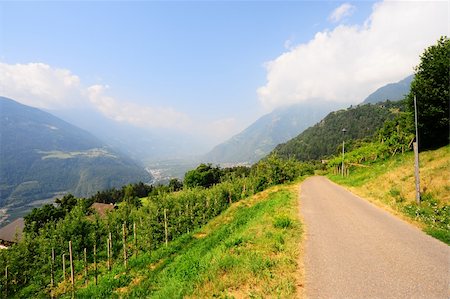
[301,176,449,298]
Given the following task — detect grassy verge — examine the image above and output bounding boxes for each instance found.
[69,183,303,298]
[328,145,449,244]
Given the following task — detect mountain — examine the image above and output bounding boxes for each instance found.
[50,108,210,163]
[272,101,402,161]
[0,97,151,210]
[362,75,413,104]
[203,101,343,164]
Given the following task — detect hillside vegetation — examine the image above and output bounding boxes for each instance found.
[72,184,302,298]
[0,155,309,298]
[328,145,449,244]
[273,101,402,161]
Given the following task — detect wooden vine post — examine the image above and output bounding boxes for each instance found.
[106,233,112,271]
[93,244,97,285]
[62,254,66,281]
[50,248,55,299]
[109,232,112,269]
[84,248,88,286]
[164,208,168,247]
[50,248,55,286]
[122,223,128,270]
[4,265,8,298]
[69,241,74,293]
[133,222,137,258]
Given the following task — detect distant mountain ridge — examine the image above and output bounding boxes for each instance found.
[0,97,151,210]
[203,101,343,164]
[362,75,413,104]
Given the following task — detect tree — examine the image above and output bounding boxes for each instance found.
[55,194,78,213]
[184,164,221,188]
[406,36,449,150]
[123,184,142,208]
[168,178,183,192]
[24,204,64,234]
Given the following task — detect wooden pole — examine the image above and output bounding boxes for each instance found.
[106,232,112,271]
[5,266,8,298]
[107,238,111,271]
[149,225,152,256]
[164,209,168,247]
[133,222,137,258]
[108,232,112,269]
[50,248,55,299]
[69,241,74,292]
[94,244,97,285]
[123,223,127,269]
[84,248,88,286]
[50,248,55,287]
[62,254,66,281]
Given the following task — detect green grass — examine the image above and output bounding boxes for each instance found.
[69,184,303,298]
[328,145,450,244]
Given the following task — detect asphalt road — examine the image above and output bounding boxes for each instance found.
[301,176,449,299]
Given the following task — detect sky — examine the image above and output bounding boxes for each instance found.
[0,1,448,146]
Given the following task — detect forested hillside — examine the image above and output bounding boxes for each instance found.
[273,101,402,161]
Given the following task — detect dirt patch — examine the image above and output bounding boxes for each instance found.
[194,232,207,239]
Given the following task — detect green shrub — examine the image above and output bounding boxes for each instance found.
[273,216,293,229]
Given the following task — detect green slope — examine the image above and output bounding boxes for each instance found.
[64,185,303,298]
[273,101,402,161]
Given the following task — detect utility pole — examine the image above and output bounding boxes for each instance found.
[342,128,347,176]
[413,95,421,204]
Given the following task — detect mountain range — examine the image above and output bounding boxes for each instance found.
[202,74,413,165]
[362,75,413,104]
[202,101,344,164]
[0,97,151,213]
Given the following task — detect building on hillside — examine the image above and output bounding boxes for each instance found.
[90,202,116,218]
[0,218,24,248]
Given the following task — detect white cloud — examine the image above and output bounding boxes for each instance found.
[329,3,356,23]
[258,1,449,110]
[87,85,191,130]
[0,62,191,130]
[0,62,83,109]
[0,61,240,143]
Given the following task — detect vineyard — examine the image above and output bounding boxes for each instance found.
[0,156,311,298]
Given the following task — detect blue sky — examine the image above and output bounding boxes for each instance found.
[0,1,447,146]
